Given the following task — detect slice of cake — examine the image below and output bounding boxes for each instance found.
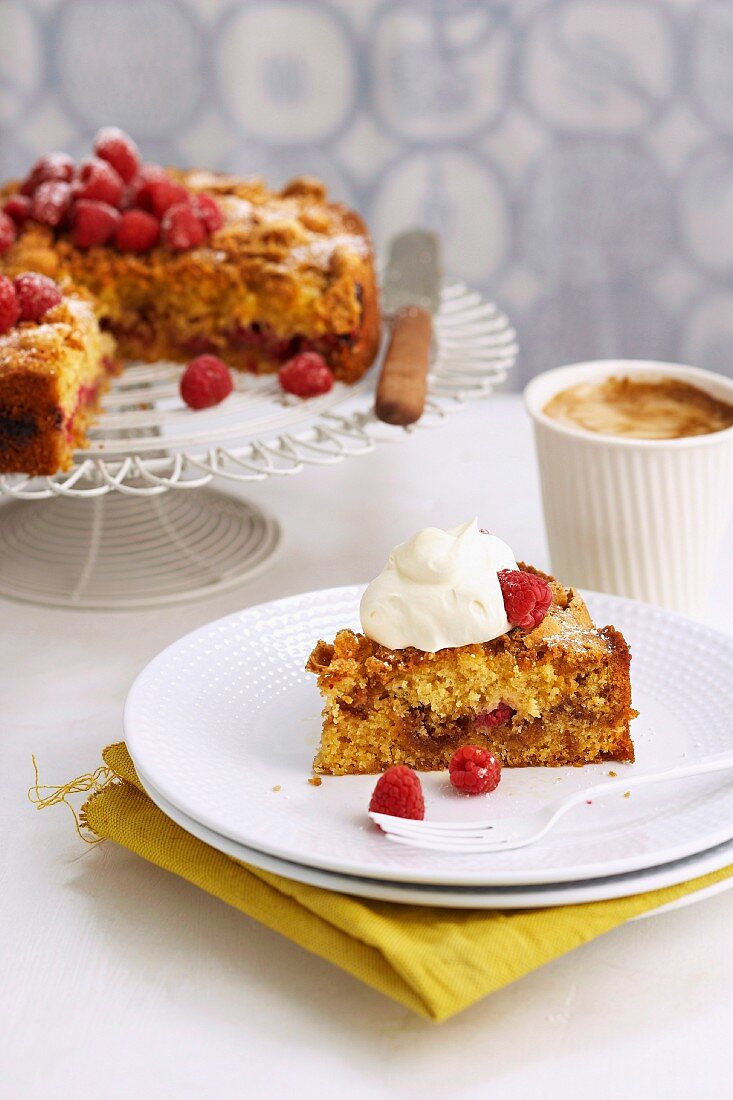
[307,520,635,775]
[0,274,117,475]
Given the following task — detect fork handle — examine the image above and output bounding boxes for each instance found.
[551,750,733,822]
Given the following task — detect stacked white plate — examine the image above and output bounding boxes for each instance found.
[124,587,733,912]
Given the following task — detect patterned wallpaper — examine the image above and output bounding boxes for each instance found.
[2,0,733,386]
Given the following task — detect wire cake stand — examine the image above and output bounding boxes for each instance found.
[0,283,517,608]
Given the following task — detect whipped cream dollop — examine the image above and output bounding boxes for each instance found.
[359,519,518,652]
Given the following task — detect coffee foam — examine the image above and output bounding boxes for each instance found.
[543,375,733,441]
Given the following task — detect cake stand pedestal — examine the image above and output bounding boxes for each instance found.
[0,282,517,609]
[0,490,280,608]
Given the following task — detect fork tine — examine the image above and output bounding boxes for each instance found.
[369,811,497,833]
[371,820,490,841]
[383,831,513,853]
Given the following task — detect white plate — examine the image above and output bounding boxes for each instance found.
[137,766,733,911]
[124,587,733,887]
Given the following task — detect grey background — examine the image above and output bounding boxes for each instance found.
[2,0,732,386]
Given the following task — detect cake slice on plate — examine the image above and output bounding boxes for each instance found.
[0,273,117,475]
[307,520,635,775]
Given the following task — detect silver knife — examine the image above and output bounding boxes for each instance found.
[376,229,442,426]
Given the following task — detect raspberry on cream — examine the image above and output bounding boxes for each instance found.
[359,519,518,652]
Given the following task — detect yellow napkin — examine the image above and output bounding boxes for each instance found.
[80,743,733,1022]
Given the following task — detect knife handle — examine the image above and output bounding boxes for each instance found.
[375,306,432,426]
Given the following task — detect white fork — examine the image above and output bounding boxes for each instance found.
[369,751,733,854]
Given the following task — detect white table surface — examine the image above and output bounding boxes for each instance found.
[3,394,732,1098]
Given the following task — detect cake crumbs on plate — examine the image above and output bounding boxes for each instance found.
[271,785,281,792]
[608,770,617,777]
[307,776,322,787]
[624,790,631,798]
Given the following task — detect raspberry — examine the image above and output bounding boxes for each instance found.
[474,702,514,728]
[115,208,160,252]
[71,199,121,248]
[74,157,124,207]
[31,180,72,227]
[0,275,20,334]
[369,766,425,820]
[125,164,167,209]
[13,273,62,322]
[180,355,233,409]
[3,195,32,226]
[192,192,223,234]
[93,126,140,185]
[161,202,206,250]
[141,176,189,219]
[449,746,502,795]
[20,152,74,196]
[0,211,16,254]
[278,351,334,398]
[497,569,552,631]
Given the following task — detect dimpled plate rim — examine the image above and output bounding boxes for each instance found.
[124,587,733,887]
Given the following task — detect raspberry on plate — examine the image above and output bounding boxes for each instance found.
[498,569,552,631]
[161,202,206,250]
[115,209,160,252]
[71,200,121,248]
[74,157,124,208]
[180,354,233,410]
[93,126,140,185]
[13,273,62,322]
[20,152,74,196]
[369,765,425,821]
[278,351,334,398]
[0,211,16,254]
[3,195,32,227]
[449,745,502,795]
[31,181,72,227]
[0,275,20,334]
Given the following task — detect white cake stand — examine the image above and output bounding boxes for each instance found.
[0,283,517,608]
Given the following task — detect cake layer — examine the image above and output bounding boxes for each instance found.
[0,294,117,474]
[2,172,380,384]
[307,569,636,775]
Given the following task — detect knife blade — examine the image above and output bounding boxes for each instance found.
[376,229,442,426]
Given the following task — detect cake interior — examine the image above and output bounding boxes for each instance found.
[307,574,635,775]
[0,295,117,474]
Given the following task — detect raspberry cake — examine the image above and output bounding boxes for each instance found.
[0,274,117,474]
[307,521,635,775]
[0,128,380,473]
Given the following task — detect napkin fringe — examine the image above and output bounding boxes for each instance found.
[28,753,118,845]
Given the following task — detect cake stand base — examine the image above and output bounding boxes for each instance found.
[0,489,281,609]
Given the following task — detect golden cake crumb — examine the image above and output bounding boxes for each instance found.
[271,785,281,792]
[609,770,618,777]
[307,776,322,787]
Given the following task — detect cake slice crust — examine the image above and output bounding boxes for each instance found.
[307,567,635,775]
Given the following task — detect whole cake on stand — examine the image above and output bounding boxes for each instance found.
[0,129,517,608]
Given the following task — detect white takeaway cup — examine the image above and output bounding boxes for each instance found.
[524,360,733,617]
